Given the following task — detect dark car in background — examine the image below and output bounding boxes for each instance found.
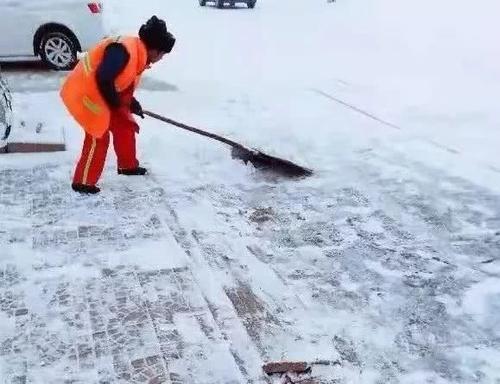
[199,0,257,9]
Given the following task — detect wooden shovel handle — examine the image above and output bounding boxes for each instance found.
[143,110,246,149]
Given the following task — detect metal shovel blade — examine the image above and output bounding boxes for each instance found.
[231,145,313,178]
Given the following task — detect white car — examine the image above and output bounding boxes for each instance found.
[0,0,106,70]
[0,69,12,150]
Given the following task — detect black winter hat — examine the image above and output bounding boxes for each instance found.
[139,16,176,53]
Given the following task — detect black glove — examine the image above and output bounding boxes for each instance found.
[131,98,144,119]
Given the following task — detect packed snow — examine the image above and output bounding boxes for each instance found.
[1,0,499,383]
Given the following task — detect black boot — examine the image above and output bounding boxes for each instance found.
[118,167,148,176]
[72,183,100,194]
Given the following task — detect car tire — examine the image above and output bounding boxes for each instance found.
[199,0,207,5]
[216,0,224,8]
[40,31,78,71]
[247,0,256,8]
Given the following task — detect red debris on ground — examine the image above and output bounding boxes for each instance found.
[0,143,65,154]
[262,361,310,375]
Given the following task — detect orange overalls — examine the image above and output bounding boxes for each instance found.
[72,87,140,186]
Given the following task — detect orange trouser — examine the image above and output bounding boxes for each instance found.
[73,108,139,186]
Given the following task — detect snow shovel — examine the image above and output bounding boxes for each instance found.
[144,110,313,177]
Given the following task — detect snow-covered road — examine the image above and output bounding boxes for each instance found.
[1,0,500,383]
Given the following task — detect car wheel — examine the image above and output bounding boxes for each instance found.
[247,0,256,8]
[199,0,207,5]
[216,0,224,8]
[40,31,78,71]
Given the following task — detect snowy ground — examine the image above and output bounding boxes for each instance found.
[1,0,500,383]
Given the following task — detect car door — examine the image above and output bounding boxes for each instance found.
[0,0,36,57]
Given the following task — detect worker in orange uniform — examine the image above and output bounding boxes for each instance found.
[60,16,176,194]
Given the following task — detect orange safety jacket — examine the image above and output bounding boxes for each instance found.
[60,36,148,138]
